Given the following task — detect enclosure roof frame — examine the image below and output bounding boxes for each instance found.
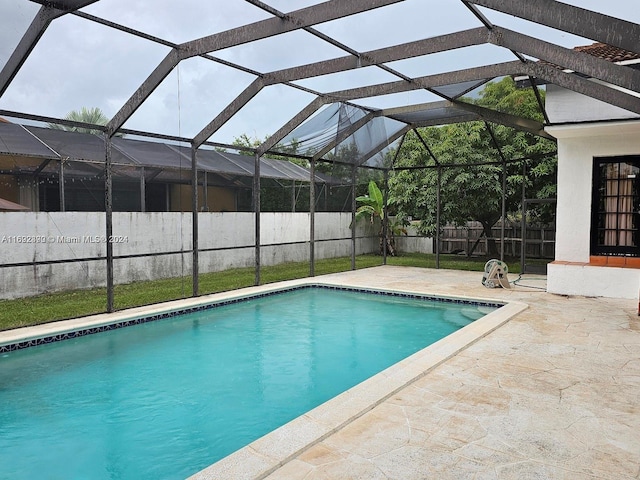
[0,0,638,168]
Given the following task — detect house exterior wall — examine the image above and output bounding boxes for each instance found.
[207,186,236,212]
[546,120,640,299]
[18,177,39,211]
[0,211,380,299]
[0,175,20,204]
[171,184,238,212]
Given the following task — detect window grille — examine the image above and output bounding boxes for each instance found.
[591,156,640,256]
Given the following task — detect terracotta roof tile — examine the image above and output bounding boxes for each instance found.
[536,42,640,71]
[574,42,640,62]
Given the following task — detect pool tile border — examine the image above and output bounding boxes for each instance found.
[0,284,503,354]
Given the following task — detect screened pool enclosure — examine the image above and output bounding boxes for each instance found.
[1,0,639,313]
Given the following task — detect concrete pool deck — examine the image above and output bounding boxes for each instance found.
[3,265,638,479]
[196,266,640,480]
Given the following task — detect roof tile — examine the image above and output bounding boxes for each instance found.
[574,42,640,62]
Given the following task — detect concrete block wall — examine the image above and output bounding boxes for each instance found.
[0,212,381,299]
[395,225,434,254]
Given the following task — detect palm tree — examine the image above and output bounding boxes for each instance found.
[48,107,114,136]
[354,180,406,256]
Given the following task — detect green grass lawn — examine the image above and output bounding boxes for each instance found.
[0,253,531,331]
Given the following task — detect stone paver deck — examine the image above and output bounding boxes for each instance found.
[243,266,639,480]
[5,265,638,480]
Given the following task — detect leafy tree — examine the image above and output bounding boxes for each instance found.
[355,180,407,256]
[389,77,557,255]
[48,107,116,136]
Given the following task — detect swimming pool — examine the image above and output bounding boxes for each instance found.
[0,284,502,479]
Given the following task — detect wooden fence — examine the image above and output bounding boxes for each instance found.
[439,222,555,259]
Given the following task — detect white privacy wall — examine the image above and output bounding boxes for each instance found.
[0,212,379,299]
[0,212,107,299]
[546,121,640,299]
[199,212,256,272]
[396,225,434,254]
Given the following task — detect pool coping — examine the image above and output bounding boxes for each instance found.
[0,278,527,479]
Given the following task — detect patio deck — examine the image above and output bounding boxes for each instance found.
[4,265,637,479]
[216,266,639,480]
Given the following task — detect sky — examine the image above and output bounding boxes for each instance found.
[0,0,638,145]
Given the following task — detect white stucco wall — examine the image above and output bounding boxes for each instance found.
[0,212,379,299]
[546,120,640,299]
[315,212,362,260]
[547,262,639,299]
[395,226,434,254]
[198,212,256,272]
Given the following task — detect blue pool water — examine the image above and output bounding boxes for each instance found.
[0,287,496,479]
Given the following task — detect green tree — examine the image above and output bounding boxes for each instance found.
[355,180,407,256]
[389,77,557,255]
[48,107,114,136]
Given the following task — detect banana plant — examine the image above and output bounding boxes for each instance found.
[355,181,406,256]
